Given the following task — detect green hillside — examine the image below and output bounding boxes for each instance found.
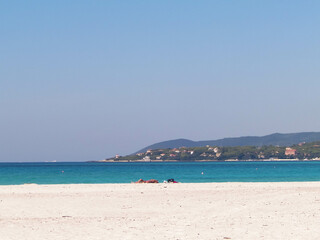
[107,139,320,162]
[136,132,320,153]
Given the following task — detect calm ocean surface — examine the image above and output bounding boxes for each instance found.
[1,161,320,185]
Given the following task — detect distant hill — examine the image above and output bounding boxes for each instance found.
[136,132,320,153]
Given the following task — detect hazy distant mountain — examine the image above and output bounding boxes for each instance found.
[136,132,320,153]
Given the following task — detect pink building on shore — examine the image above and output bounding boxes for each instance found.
[285,148,296,156]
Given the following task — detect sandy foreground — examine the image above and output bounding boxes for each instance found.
[1,182,320,240]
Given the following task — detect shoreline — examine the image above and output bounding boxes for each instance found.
[2,179,320,187]
[2,159,320,163]
[96,158,320,162]
[1,180,320,185]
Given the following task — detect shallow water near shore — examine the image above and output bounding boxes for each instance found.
[1,161,320,185]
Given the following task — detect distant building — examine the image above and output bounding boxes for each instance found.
[285,148,296,156]
[143,156,151,161]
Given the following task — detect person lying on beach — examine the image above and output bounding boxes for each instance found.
[167,178,178,183]
[135,179,159,183]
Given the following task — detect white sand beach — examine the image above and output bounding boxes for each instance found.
[1,182,320,240]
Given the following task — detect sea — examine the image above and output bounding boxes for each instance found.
[1,161,320,185]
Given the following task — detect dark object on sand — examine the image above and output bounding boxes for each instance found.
[167,178,178,183]
[135,179,159,183]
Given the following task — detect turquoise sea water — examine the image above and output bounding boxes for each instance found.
[1,161,320,185]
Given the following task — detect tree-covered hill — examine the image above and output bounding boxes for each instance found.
[107,141,320,162]
[136,132,320,153]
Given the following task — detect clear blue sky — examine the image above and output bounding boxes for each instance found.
[1,1,320,161]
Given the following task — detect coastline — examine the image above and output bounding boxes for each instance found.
[1,182,320,239]
[96,158,320,162]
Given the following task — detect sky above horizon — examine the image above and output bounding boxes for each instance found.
[1,1,320,162]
